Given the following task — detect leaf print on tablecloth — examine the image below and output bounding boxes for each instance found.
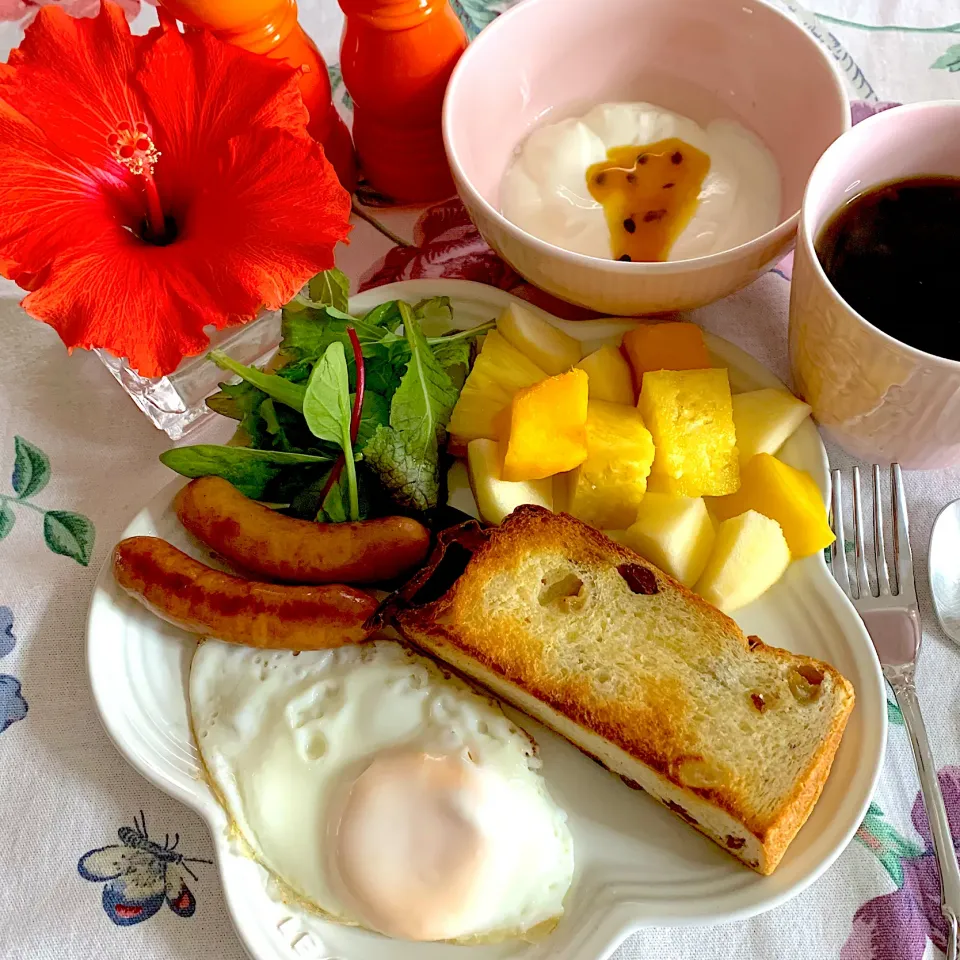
[0,436,95,565]
[78,811,211,927]
[843,768,960,960]
[932,45,960,71]
[0,606,27,735]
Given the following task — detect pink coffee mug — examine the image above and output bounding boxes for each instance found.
[789,100,960,469]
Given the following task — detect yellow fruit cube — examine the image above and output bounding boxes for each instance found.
[497,302,582,375]
[710,453,834,558]
[566,400,655,529]
[575,346,635,404]
[695,510,791,612]
[625,493,716,587]
[731,388,812,467]
[638,368,739,497]
[502,370,589,481]
[621,321,711,386]
[467,439,553,525]
[448,330,546,441]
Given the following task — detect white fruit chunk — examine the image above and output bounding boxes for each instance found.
[497,302,582,376]
[624,493,715,587]
[575,346,635,404]
[467,438,553,525]
[731,388,811,467]
[694,510,791,613]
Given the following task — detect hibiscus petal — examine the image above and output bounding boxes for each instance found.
[0,3,146,168]
[136,25,309,202]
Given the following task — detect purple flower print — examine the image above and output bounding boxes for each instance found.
[842,767,960,960]
[851,100,903,127]
[0,606,14,659]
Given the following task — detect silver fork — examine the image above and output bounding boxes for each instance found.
[830,464,960,959]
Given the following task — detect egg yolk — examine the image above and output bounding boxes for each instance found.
[333,752,487,941]
[586,137,710,262]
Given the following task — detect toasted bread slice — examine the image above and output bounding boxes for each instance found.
[380,506,855,874]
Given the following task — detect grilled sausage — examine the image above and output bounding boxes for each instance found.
[113,536,377,649]
[174,477,431,585]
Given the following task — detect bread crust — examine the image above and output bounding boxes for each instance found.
[380,506,855,874]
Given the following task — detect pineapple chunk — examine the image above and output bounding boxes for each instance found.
[695,510,791,612]
[575,346,635,404]
[497,302,582,375]
[710,453,834,558]
[467,439,553,524]
[448,330,546,441]
[732,388,812,466]
[621,321,711,386]
[625,494,715,587]
[639,368,739,497]
[567,400,654,529]
[502,370,589,481]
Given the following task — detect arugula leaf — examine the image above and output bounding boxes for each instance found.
[210,351,306,412]
[413,296,454,334]
[307,267,350,312]
[361,303,459,511]
[303,342,359,520]
[362,300,403,329]
[431,337,471,371]
[160,445,332,499]
[355,390,390,449]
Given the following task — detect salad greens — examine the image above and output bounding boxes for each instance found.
[162,269,491,521]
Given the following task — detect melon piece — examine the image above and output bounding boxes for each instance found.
[621,321,711,387]
[695,510,791,613]
[467,439,553,525]
[575,345,635,404]
[639,368,739,497]
[710,453,834,558]
[448,330,546,441]
[497,302,582,375]
[732,388,812,467]
[625,494,715,587]
[502,370,589,481]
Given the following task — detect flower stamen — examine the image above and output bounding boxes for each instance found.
[108,120,167,242]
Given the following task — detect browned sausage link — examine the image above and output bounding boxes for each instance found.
[113,536,378,649]
[174,477,432,585]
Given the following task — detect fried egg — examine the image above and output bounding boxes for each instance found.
[190,640,574,941]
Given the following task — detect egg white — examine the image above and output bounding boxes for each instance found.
[500,101,782,261]
[190,639,574,941]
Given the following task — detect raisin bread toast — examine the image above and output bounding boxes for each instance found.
[376,506,855,874]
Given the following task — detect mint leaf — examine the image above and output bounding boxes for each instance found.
[307,268,350,312]
[43,510,95,566]
[160,445,332,499]
[303,342,359,520]
[12,436,50,500]
[0,504,14,541]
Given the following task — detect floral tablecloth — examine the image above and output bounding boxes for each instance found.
[1,2,959,959]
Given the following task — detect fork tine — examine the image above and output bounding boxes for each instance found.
[852,466,871,599]
[891,463,915,598]
[872,464,892,595]
[829,469,852,596]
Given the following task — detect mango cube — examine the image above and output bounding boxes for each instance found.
[497,302,582,375]
[638,368,739,497]
[710,453,834,558]
[621,322,711,387]
[575,346,635,404]
[695,510,791,612]
[502,370,589,481]
[566,400,655,529]
[625,494,716,587]
[467,439,553,525]
[448,330,546,442]
[732,388,812,467]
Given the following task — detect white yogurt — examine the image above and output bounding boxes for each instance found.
[500,102,782,261]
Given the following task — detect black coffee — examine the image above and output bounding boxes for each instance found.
[815,176,960,361]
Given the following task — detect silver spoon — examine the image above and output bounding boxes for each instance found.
[929,499,960,644]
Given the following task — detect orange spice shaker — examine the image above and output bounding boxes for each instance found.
[338,0,468,203]
[157,0,357,191]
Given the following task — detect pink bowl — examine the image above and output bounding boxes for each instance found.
[442,0,850,316]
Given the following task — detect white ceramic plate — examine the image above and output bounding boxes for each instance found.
[87,280,886,960]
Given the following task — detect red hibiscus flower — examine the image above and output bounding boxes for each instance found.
[0,3,351,376]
